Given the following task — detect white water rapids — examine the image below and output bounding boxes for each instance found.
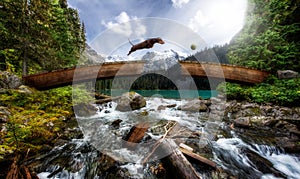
[37,97,300,178]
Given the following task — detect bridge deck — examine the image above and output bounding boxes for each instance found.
[22,61,270,90]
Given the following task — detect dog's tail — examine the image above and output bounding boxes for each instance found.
[128,38,134,46]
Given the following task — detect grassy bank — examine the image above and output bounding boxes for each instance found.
[0,86,91,160]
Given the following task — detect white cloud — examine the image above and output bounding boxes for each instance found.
[101,11,146,37]
[188,10,210,32]
[171,0,190,8]
[115,11,131,23]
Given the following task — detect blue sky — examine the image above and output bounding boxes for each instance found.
[68,0,248,56]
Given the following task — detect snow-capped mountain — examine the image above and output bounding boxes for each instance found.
[141,49,187,61]
[104,49,188,72]
[141,49,188,72]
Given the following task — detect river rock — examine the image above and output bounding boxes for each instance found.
[115,91,146,112]
[277,70,299,79]
[157,104,176,111]
[179,99,207,112]
[234,117,251,127]
[73,102,98,117]
[0,71,22,89]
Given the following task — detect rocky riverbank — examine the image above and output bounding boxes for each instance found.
[179,95,300,153]
[1,71,299,178]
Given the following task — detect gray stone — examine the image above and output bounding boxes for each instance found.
[234,117,251,127]
[116,92,146,112]
[73,103,98,117]
[179,99,208,112]
[0,71,22,89]
[277,70,299,79]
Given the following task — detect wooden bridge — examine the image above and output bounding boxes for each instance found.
[22,61,270,90]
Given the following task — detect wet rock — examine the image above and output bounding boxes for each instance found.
[73,103,98,117]
[277,70,299,79]
[210,97,222,104]
[138,110,149,116]
[244,148,287,178]
[234,117,251,128]
[157,104,176,111]
[111,119,122,128]
[116,92,146,112]
[179,99,208,112]
[0,71,22,89]
[250,116,275,127]
[276,137,300,153]
[232,103,263,119]
[54,139,69,146]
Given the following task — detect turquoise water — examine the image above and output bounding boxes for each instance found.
[99,89,218,99]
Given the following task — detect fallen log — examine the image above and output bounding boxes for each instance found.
[179,147,217,169]
[123,121,202,178]
[160,139,201,179]
[122,122,150,149]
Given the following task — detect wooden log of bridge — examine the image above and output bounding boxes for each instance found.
[22,62,145,90]
[180,61,270,84]
[22,61,270,90]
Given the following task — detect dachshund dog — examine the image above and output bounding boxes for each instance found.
[127,37,165,55]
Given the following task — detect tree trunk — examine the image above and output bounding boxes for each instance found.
[22,0,28,76]
[161,139,201,179]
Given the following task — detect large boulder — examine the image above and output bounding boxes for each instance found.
[0,71,22,89]
[115,92,146,112]
[178,99,208,112]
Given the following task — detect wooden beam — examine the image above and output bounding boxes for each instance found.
[23,62,145,90]
[179,148,217,169]
[23,61,270,90]
[180,61,270,84]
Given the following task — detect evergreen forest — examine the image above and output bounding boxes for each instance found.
[0,0,86,75]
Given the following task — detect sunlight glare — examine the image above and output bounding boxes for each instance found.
[207,0,247,30]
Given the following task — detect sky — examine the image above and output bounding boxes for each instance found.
[68,0,248,56]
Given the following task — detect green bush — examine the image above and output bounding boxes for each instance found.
[217,77,300,106]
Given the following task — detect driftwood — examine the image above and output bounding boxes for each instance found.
[142,121,176,163]
[142,122,201,179]
[123,122,150,149]
[160,139,201,179]
[123,120,214,178]
[6,156,38,179]
[179,148,217,169]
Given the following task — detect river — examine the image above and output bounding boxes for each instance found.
[33,94,300,178]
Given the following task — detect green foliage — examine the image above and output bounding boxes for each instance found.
[228,0,300,73]
[0,86,92,159]
[0,0,86,75]
[217,77,300,106]
[0,49,21,74]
